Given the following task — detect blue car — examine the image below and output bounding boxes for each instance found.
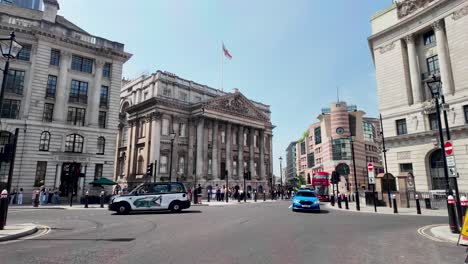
[292,190,320,212]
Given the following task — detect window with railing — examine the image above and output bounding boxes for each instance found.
[17,44,31,61]
[100,86,109,108]
[69,80,88,104]
[1,99,20,119]
[71,55,93,73]
[46,75,57,98]
[50,49,60,66]
[67,107,85,126]
[42,103,54,122]
[5,69,25,95]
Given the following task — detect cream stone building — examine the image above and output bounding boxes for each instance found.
[116,71,274,194]
[0,0,131,201]
[369,0,468,191]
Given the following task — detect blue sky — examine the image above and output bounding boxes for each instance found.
[57,0,391,176]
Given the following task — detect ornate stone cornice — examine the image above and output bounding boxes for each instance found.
[431,20,443,31]
[377,42,396,54]
[453,5,468,20]
[396,0,436,19]
[404,34,415,44]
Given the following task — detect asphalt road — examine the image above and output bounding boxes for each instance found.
[1,201,464,264]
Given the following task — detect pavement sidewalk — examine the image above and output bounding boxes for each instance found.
[0,223,37,242]
[326,200,449,216]
[195,199,278,206]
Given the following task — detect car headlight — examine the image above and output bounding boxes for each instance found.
[293,199,300,203]
[314,200,320,204]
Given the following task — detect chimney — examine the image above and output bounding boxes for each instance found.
[43,0,60,23]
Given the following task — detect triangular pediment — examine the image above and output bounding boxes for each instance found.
[201,91,269,122]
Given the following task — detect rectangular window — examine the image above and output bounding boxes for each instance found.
[426,55,440,76]
[399,163,413,173]
[332,138,351,160]
[233,161,237,176]
[179,92,187,102]
[34,161,47,187]
[69,80,88,104]
[307,152,315,168]
[233,132,237,145]
[208,159,212,175]
[162,119,169,136]
[50,49,60,66]
[67,107,86,126]
[429,113,438,130]
[300,141,306,155]
[465,105,468,124]
[102,63,111,78]
[179,123,186,137]
[71,55,93,73]
[314,127,322,144]
[163,87,171,97]
[396,119,407,135]
[94,164,103,180]
[138,121,145,138]
[46,75,57,98]
[43,103,54,122]
[5,69,25,95]
[98,111,107,128]
[1,99,20,119]
[100,86,109,108]
[243,132,247,146]
[221,131,225,144]
[160,155,168,173]
[363,122,375,142]
[17,44,31,61]
[423,30,436,46]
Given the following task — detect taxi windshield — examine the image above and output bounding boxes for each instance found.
[296,191,316,198]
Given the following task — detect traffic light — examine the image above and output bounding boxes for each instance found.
[146,163,153,177]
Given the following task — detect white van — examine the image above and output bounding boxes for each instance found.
[109,182,190,214]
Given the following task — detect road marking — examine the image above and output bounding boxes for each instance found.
[417,224,448,243]
[0,225,51,245]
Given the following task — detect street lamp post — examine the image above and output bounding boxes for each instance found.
[169,131,176,182]
[379,114,392,208]
[350,136,360,211]
[279,156,283,200]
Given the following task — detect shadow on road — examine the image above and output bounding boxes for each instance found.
[293,209,330,214]
[112,210,202,216]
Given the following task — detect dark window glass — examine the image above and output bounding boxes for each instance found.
[34,161,47,187]
[103,63,111,78]
[332,139,351,160]
[464,105,468,124]
[17,44,31,61]
[396,119,407,135]
[94,164,103,180]
[39,131,50,151]
[300,141,306,155]
[67,107,86,126]
[46,75,57,98]
[98,111,107,128]
[65,134,84,153]
[363,122,375,142]
[399,163,413,173]
[71,55,93,73]
[97,137,105,154]
[100,86,109,108]
[429,113,438,130]
[307,152,315,168]
[314,127,321,144]
[42,103,54,122]
[296,191,316,197]
[69,80,88,104]
[50,49,60,66]
[1,99,20,119]
[423,31,436,46]
[5,69,25,95]
[427,55,440,75]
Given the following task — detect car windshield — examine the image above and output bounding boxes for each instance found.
[296,191,316,197]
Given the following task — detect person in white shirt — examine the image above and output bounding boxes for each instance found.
[17,188,23,205]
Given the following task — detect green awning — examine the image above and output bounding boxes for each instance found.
[88,178,118,186]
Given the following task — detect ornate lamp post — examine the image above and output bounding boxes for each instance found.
[279,156,283,200]
[350,136,360,211]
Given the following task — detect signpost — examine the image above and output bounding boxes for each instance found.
[445,141,458,178]
[367,163,377,212]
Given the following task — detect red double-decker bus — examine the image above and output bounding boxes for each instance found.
[311,171,330,201]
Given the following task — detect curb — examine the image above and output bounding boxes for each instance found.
[10,207,65,210]
[325,203,446,217]
[0,226,38,242]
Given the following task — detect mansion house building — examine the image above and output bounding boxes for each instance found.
[0,0,131,200]
[116,71,274,193]
[369,0,468,192]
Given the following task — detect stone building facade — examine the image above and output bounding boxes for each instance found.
[285,141,297,184]
[0,0,131,201]
[295,101,382,194]
[116,71,274,194]
[369,0,468,192]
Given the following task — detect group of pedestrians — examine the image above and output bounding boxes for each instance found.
[32,187,61,205]
[214,185,226,201]
[8,188,23,205]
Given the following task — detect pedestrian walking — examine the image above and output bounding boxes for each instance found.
[47,188,53,204]
[43,188,49,205]
[53,188,60,205]
[221,185,225,201]
[216,186,221,201]
[10,188,17,205]
[17,188,23,205]
[197,184,202,204]
[188,187,192,201]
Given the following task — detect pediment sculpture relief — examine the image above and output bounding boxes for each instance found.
[396,0,436,19]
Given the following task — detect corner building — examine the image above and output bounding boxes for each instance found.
[369,0,468,191]
[0,1,131,201]
[117,71,274,194]
[295,102,382,194]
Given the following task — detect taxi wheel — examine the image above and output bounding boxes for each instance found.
[117,203,130,215]
[170,202,182,213]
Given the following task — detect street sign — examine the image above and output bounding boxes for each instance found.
[446,156,456,167]
[367,163,375,184]
[444,141,453,156]
[449,167,457,177]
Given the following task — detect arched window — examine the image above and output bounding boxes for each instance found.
[65,134,84,153]
[39,131,51,151]
[137,155,144,175]
[97,137,105,154]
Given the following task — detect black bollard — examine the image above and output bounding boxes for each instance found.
[337,195,342,209]
[207,191,211,202]
[461,196,467,224]
[100,191,104,208]
[415,194,421,215]
[0,190,8,230]
[263,192,266,201]
[392,195,398,214]
[33,190,39,208]
[85,191,89,208]
[345,195,349,210]
[330,195,335,207]
[448,195,460,234]
[254,191,257,202]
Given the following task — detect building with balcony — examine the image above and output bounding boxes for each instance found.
[0,0,131,201]
[116,71,274,194]
[369,0,468,191]
[295,101,382,194]
[285,141,297,184]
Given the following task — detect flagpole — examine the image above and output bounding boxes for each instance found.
[221,42,224,91]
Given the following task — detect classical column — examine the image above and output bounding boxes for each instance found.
[212,120,219,179]
[187,121,195,180]
[259,130,265,181]
[249,128,255,178]
[150,113,162,174]
[269,134,274,180]
[405,34,420,104]
[238,125,244,178]
[225,123,232,180]
[171,117,180,181]
[89,59,104,126]
[144,115,152,167]
[196,118,204,180]
[433,20,454,95]
[125,121,134,179]
[53,51,72,122]
[127,121,139,178]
